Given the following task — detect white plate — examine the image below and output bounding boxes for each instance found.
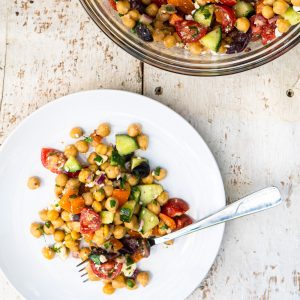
[0,90,225,300]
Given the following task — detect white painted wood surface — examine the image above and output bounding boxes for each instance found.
[0,0,300,299]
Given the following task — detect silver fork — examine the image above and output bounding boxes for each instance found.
[77,187,282,282]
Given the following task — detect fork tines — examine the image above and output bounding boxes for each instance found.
[76,258,89,283]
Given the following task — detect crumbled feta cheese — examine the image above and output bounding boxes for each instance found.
[54,243,68,260]
[122,262,137,277]
[166,228,172,234]
[185,14,193,20]
[85,182,95,188]
[99,255,107,263]
[275,28,282,38]
[194,2,200,9]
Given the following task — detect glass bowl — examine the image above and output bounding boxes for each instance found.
[80,0,300,76]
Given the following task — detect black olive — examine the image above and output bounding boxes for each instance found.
[129,0,145,14]
[132,161,150,178]
[124,152,134,162]
[135,23,153,42]
[71,214,80,221]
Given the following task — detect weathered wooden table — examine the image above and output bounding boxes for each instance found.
[1,1,300,299]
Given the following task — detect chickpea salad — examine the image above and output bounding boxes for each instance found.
[111,0,300,54]
[29,122,193,295]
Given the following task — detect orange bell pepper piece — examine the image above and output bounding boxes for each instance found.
[159,213,176,230]
[167,0,194,14]
[59,189,85,214]
[111,238,124,251]
[127,229,142,238]
[112,189,130,206]
[131,252,144,263]
[70,196,85,214]
[169,13,184,26]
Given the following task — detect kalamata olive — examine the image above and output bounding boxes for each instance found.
[132,161,150,178]
[135,23,153,42]
[174,214,193,230]
[72,214,80,221]
[226,29,252,54]
[120,237,140,254]
[129,0,146,13]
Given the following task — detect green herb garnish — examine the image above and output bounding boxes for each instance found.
[118,13,124,16]
[94,155,103,164]
[69,194,77,199]
[120,175,127,189]
[55,203,59,207]
[154,167,161,176]
[126,279,135,288]
[52,245,61,253]
[160,224,169,230]
[84,136,93,143]
[203,9,211,19]
[104,242,112,249]
[126,255,134,266]
[45,221,51,228]
[110,149,125,167]
[89,254,101,265]
[110,199,116,208]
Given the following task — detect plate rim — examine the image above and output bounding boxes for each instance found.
[0,89,225,300]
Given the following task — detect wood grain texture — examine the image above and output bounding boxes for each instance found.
[1,0,300,299]
[144,47,300,299]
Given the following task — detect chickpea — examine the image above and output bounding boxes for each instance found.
[153,29,165,42]
[103,185,114,197]
[52,217,64,228]
[64,233,72,242]
[153,20,164,29]
[65,239,79,250]
[42,246,55,260]
[157,191,169,206]
[273,0,289,14]
[103,283,115,295]
[163,34,177,48]
[121,15,136,29]
[87,152,97,165]
[78,168,94,183]
[292,0,300,5]
[54,185,63,197]
[276,18,291,33]
[65,178,81,190]
[114,211,123,225]
[47,209,59,221]
[112,274,126,289]
[127,123,142,137]
[128,9,140,21]
[72,221,81,232]
[127,174,139,186]
[43,222,55,235]
[137,134,149,150]
[106,145,114,157]
[105,197,119,212]
[30,222,43,238]
[71,230,81,240]
[113,225,127,239]
[145,3,158,16]
[147,201,161,215]
[189,42,203,55]
[136,272,150,287]
[79,247,91,261]
[93,234,105,246]
[105,165,120,179]
[262,6,274,19]
[39,209,48,221]
[89,164,98,173]
[159,12,171,21]
[27,176,40,190]
[82,192,93,206]
[235,17,250,33]
[55,173,68,187]
[96,122,111,137]
[93,189,106,202]
[100,161,110,171]
[54,230,65,242]
[64,144,78,158]
[70,127,83,139]
[95,143,108,155]
[92,201,102,212]
[142,174,154,184]
[142,0,151,4]
[153,168,167,181]
[90,132,102,147]
[75,140,89,153]
[116,1,130,14]
[124,215,139,230]
[263,0,275,4]
[61,210,71,222]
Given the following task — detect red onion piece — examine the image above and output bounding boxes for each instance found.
[140,14,153,25]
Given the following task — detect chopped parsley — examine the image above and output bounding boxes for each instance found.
[189,26,200,38]
[120,175,127,189]
[126,279,135,288]
[52,245,61,253]
[203,9,211,19]
[165,5,176,12]
[69,194,77,199]
[45,221,51,228]
[104,242,112,249]
[38,224,44,234]
[154,167,161,176]
[55,203,59,207]
[83,136,93,143]
[126,255,134,266]
[118,13,124,16]
[89,254,101,265]
[110,150,125,167]
[110,199,116,208]
[160,224,169,230]
[94,155,103,164]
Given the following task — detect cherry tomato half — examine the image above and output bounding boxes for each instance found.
[214,5,236,33]
[175,20,207,43]
[261,22,276,45]
[161,198,189,218]
[250,14,267,36]
[175,214,193,230]
[80,208,101,234]
[90,260,123,280]
[109,0,117,10]
[41,148,67,174]
[218,0,237,6]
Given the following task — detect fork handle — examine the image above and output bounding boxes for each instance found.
[152,187,282,245]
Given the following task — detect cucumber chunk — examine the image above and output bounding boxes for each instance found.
[281,7,300,25]
[233,1,254,17]
[193,5,214,27]
[120,200,137,222]
[64,156,81,172]
[131,157,148,170]
[116,134,138,155]
[200,26,222,52]
[139,207,159,233]
[137,184,163,205]
[101,211,114,224]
